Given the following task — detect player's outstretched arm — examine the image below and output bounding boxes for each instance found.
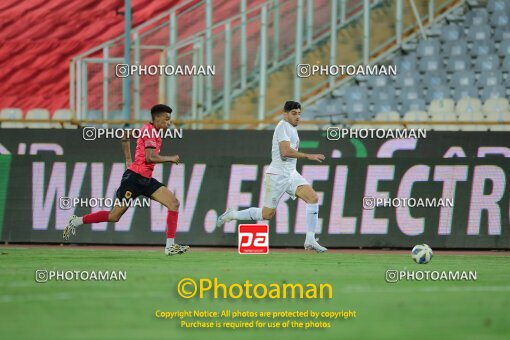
[121,133,133,167]
[279,141,325,163]
[145,148,180,164]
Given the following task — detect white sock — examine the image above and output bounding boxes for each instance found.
[166,238,175,248]
[305,203,319,242]
[233,208,262,221]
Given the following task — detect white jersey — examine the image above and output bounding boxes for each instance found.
[266,120,300,176]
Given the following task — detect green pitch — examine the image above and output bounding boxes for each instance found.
[0,248,509,340]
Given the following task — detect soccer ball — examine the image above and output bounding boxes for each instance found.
[411,244,433,264]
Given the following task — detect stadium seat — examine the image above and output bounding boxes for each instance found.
[0,108,25,128]
[419,57,442,73]
[400,86,422,102]
[426,85,451,102]
[371,88,396,103]
[451,71,476,88]
[319,98,341,116]
[488,0,510,13]
[367,75,392,88]
[52,109,77,129]
[456,97,482,115]
[502,56,510,72]
[394,55,418,73]
[469,41,495,58]
[395,72,420,89]
[453,86,479,101]
[429,99,457,130]
[373,100,397,115]
[477,71,503,88]
[403,110,430,130]
[374,111,401,129]
[401,99,427,113]
[465,8,489,26]
[483,97,510,115]
[343,85,368,102]
[422,72,448,89]
[481,85,507,101]
[486,111,510,130]
[25,109,53,128]
[345,99,371,120]
[447,57,471,73]
[497,38,510,56]
[466,24,492,42]
[474,55,499,72]
[458,111,486,131]
[490,13,510,28]
[417,40,440,59]
[440,24,463,42]
[494,25,510,42]
[442,39,468,58]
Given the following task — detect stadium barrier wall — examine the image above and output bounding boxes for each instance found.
[0,130,509,249]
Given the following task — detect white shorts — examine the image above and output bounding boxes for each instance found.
[263,171,309,209]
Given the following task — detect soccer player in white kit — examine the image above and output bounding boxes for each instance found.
[216,101,327,252]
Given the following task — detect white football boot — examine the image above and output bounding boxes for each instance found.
[216,208,234,228]
[304,238,328,253]
[63,215,80,241]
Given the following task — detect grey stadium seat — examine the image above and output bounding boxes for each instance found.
[440,24,463,42]
[400,86,422,102]
[395,55,417,73]
[503,56,510,72]
[442,40,468,58]
[488,0,510,13]
[469,41,495,58]
[447,57,471,73]
[367,75,392,88]
[422,72,448,89]
[427,85,451,102]
[373,100,397,115]
[395,71,420,88]
[466,8,489,26]
[417,40,440,58]
[401,99,427,113]
[481,85,507,101]
[494,25,510,42]
[419,57,441,73]
[490,13,510,28]
[467,25,492,42]
[497,38,510,56]
[343,85,368,101]
[345,99,371,120]
[474,55,500,72]
[477,71,503,88]
[319,98,342,115]
[453,86,479,101]
[451,71,476,88]
[371,87,396,102]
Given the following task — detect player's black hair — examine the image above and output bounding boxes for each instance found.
[150,104,173,119]
[284,101,301,112]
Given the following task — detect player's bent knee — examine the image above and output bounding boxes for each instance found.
[262,210,276,220]
[309,194,319,204]
[108,213,121,223]
[168,197,180,211]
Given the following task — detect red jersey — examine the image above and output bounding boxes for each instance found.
[128,123,162,178]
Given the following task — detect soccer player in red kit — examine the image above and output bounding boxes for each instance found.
[63,104,189,256]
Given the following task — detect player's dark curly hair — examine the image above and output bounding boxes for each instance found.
[150,104,173,119]
[284,101,301,112]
